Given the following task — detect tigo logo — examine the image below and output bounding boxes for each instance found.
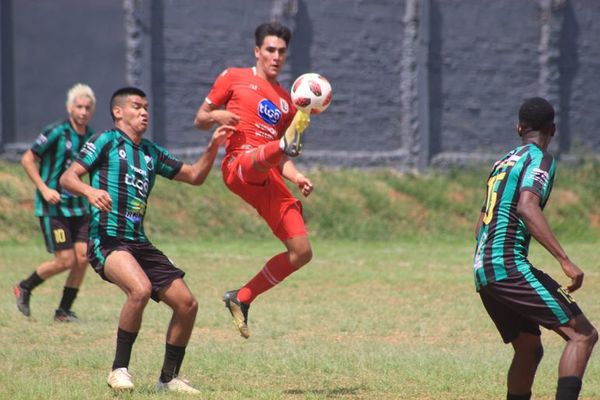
[257,99,282,125]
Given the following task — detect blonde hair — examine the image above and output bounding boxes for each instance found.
[66,83,96,109]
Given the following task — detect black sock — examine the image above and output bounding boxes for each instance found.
[112,328,138,370]
[507,392,531,400]
[159,343,186,383]
[59,287,79,311]
[20,272,44,291]
[556,376,582,400]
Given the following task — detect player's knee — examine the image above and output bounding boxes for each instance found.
[185,297,198,317]
[54,253,76,271]
[302,247,313,265]
[129,285,152,306]
[292,247,312,268]
[514,341,543,364]
[580,327,598,349]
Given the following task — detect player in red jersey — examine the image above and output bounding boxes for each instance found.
[194,22,312,338]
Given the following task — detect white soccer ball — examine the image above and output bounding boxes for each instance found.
[290,73,333,114]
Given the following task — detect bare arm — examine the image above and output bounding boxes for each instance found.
[60,162,112,212]
[173,125,232,185]
[21,149,60,204]
[280,157,313,197]
[193,100,240,131]
[517,190,583,292]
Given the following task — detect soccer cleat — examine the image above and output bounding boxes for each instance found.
[13,284,31,317]
[156,377,200,394]
[223,290,250,339]
[280,110,310,157]
[54,308,80,323]
[107,367,134,391]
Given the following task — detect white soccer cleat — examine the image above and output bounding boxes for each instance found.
[107,367,134,391]
[156,377,201,394]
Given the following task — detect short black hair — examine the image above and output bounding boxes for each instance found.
[110,87,146,121]
[255,22,292,47]
[518,97,555,131]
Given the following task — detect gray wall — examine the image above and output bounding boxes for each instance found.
[1,0,125,150]
[2,0,600,169]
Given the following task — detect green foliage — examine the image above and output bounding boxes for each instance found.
[1,159,600,244]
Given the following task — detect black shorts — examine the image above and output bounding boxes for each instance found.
[39,215,89,253]
[88,237,185,302]
[479,266,582,343]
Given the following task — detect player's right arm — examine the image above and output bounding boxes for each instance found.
[60,162,112,212]
[517,190,583,292]
[193,69,240,130]
[21,149,61,205]
[193,101,240,130]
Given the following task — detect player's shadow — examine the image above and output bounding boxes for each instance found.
[283,385,365,397]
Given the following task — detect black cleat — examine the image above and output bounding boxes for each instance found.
[54,308,79,323]
[223,290,250,338]
[13,284,31,317]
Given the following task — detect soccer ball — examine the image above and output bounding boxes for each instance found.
[290,73,333,114]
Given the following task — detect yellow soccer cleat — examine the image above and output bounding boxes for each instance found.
[280,110,310,157]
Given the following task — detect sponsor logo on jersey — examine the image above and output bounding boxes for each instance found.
[130,165,147,177]
[473,232,487,271]
[119,149,127,159]
[144,155,154,171]
[494,152,521,170]
[254,123,277,140]
[65,140,72,150]
[258,99,282,125]
[34,134,48,146]
[125,197,146,223]
[249,84,258,91]
[280,98,289,113]
[531,168,549,187]
[80,142,96,158]
[125,173,149,198]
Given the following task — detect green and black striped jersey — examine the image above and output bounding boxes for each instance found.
[30,120,94,217]
[76,129,183,242]
[473,143,556,290]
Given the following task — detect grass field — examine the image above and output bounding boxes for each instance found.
[2,160,600,398]
[1,238,599,399]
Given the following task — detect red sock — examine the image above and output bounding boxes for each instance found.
[238,141,283,183]
[237,252,295,304]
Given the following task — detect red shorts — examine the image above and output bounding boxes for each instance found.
[222,152,307,241]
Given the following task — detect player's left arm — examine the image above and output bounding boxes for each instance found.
[174,125,233,185]
[280,157,313,197]
[517,190,583,292]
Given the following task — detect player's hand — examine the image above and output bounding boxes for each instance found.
[87,188,112,212]
[210,125,235,147]
[212,110,240,126]
[41,187,61,204]
[561,259,584,292]
[296,173,313,197]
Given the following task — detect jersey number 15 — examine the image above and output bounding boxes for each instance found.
[483,172,506,225]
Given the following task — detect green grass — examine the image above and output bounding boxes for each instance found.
[1,239,599,399]
[2,160,600,398]
[2,160,600,243]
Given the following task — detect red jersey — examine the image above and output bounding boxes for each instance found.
[205,67,296,155]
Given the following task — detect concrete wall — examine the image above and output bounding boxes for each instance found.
[2,0,600,168]
[1,0,125,151]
